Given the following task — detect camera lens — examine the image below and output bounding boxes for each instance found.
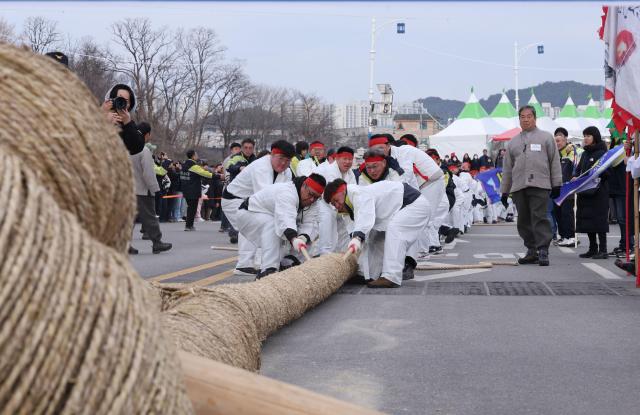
[113,96,128,111]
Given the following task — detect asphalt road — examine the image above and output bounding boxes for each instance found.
[131,220,640,415]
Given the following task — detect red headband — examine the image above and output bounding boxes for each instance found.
[271,148,291,158]
[369,137,389,147]
[304,177,325,194]
[402,138,417,147]
[334,152,353,159]
[365,155,385,163]
[309,142,325,150]
[327,183,348,200]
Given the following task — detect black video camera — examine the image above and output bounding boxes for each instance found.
[110,96,128,112]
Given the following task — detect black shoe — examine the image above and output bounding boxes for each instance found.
[538,247,549,266]
[234,267,259,276]
[445,228,458,244]
[128,246,139,255]
[483,217,488,224]
[402,257,417,280]
[142,234,151,240]
[592,252,609,259]
[345,274,368,285]
[256,267,278,280]
[184,227,196,232]
[610,247,625,256]
[152,241,172,254]
[615,259,635,273]
[518,249,539,265]
[505,213,514,222]
[229,235,238,244]
[579,249,597,258]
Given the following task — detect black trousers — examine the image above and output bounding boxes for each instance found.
[136,195,162,243]
[553,196,575,239]
[511,187,553,250]
[587,232,607,253]
[185,198,199,229]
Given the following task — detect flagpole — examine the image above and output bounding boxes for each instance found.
[634,131,640,287]
[625,146,631,265]
[574,195,578,249]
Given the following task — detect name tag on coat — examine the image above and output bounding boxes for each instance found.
[530,144,542,152]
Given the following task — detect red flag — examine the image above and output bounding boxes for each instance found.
[602,6,640,134]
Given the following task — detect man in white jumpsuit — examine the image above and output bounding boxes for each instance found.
[324,178,432,288]
[312,146,357,255]
[459,162,476,231]
[296,141,325,177]
[369,134,444,253]
[235,173,325,279]
[425,149,454,254]
[355,148,404,279]
[222,140,294,275]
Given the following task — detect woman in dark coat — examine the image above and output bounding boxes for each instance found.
[471,154,481,171]
[575,126,610,259]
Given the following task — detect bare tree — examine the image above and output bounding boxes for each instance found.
[108,18,174,125]
[211,66,254,148]
[67,37,118,102]
[285,91,336,144]
[0,17,15,44]
[236,85,291,148]
[21,16,60,53]
[177,27,226,148]
[156,61,191,148]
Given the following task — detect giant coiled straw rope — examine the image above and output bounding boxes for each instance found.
[0,151,193,413]
[0,43,363,413]
[0,44,135,253]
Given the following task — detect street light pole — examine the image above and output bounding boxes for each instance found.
[513,41,543,111]
[368,17,376,136]
[367,17,405,137]
[514,41,519,110]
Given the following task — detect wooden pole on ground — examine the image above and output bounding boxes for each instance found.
[179,351,385,415]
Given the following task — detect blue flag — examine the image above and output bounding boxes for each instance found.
[476,168,503,204]
[554,145,625,206]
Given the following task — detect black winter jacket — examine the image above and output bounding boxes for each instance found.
[575,142,609,233]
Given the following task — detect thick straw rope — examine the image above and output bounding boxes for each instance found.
[0,45,192,414]
[161,254,357,371]
[0,45,135,253]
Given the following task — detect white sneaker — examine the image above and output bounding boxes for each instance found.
[559,238,576,247]
[554,238,565,246]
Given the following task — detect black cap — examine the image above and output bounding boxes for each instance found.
[45,51,69,67]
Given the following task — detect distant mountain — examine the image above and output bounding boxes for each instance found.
[416,81,605,122]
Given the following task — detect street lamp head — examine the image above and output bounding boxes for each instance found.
[537,45,544,54]
[397,23,405,34]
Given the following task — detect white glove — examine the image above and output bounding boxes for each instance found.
[347,237,362,255]
[291,237,308,253]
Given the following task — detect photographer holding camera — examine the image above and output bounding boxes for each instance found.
[102,84,145,155]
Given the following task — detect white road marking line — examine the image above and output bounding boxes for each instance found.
[464,234,520,237]
[444,241,457,250]
[417,261,453,267]
[582,262,622,280]
[558,246,575,254]
[455,239,469,243]
[473,253,516,259]
[415,268,490,282]
[444,253,459,257]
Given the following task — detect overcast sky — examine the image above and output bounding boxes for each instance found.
[2,1,606,103]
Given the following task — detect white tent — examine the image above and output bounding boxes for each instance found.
[554,96,590,136]
[489,92,519,130]
[429,89,504,156]
[527,91,559,134]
